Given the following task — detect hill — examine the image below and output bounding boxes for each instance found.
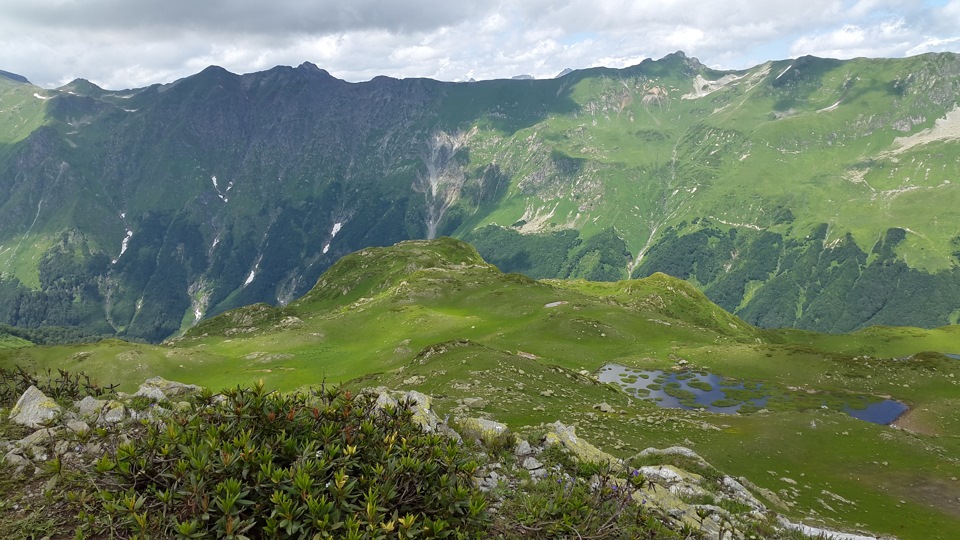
[2,238,959,538]
[3,53,960,340]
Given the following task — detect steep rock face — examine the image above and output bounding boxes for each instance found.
[2,52,960,340]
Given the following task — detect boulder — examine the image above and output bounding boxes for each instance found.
[16,427,61,449]
[543,421,619,467]
[137,377,200,398]
[639,465,704,487]
[133,386,166,402]
[367,387,439,432]
[100,401,126,424]
[403,391,438,432]
[456,417,510,446]
[593,402,615,413]
[75,396,107,418]
[514,439,533,457]
[522,456,544,471]
[721,476,766,511]
[9,386,61,428]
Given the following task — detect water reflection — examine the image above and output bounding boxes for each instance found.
[598,363,907,424]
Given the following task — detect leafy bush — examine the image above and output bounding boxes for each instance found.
[493,465,683,539]
[87,383,489,539]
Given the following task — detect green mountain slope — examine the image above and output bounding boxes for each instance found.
[3,53,960,340]
[2,238,958,538]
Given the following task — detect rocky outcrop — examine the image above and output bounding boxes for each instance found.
[543,421,619,467]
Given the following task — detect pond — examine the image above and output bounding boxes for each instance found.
[597,363,907,425]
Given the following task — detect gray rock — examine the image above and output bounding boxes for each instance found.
[133,386,166,402]
[66,420,90,434]
[514,440,533,457]
[2,450,29,470]
[593,402,615,413]
[16,427,61,449]
[100,402,126,424]
[721,476,766,511]
[138,377,201,398]
[9,386,61,428]
[476,470,502,492]
[522,457,544,471]
[456,417,510,446]
[83,442,104,456]
[458,397,487,409]
[75,396,107,418]
[544,421,619,467]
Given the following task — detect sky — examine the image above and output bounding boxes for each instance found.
[2,0,960,90]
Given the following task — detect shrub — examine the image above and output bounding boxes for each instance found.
[88,382,489,539]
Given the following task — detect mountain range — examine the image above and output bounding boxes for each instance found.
[2,51,960,341]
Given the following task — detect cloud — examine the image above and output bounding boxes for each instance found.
[0,0,956,89]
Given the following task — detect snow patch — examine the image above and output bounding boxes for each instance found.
[112,230,134,264]
[322,222,343,254]
[122,108,138,113]
[243,255,262,287]
[33,93,51,100]
[817,100,841,113]
[775,64,793,80]
[211,175,218,189]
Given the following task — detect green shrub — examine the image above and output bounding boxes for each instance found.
[493,466,683,539]
[88,382,489,539]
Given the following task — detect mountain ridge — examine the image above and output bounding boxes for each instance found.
[2,51,960,340]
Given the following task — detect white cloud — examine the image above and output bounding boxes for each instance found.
[0,0,956,89]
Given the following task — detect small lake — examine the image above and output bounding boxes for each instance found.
[598,363,907,425]
[945,353,960,360]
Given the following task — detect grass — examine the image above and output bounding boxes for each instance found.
[2,238,959,539]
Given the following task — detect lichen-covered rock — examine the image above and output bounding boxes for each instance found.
[639,465,704,487]
[137,377,200,398]
[100,401,126,424]
[366,387,439,432]
[543,421,619,467]
[9,386,61,428]
[403,390,438,432]
[75,396,107,418]
[721,475,766,511]
[456,417,510,446]
[133,386,166,402]
[514,439,533,457]
[16,427,61,449]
